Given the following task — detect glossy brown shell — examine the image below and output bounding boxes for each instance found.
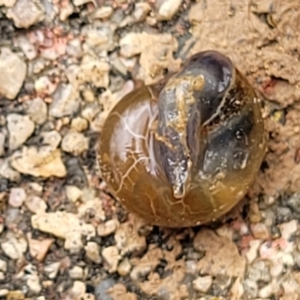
[98,51,267,228]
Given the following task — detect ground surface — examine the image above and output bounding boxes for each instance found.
[0,0,300,299]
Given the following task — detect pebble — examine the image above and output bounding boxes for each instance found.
[66,38,83,58]
[0,164,11,185]
[26,273,42,294]
[286,193,300,213]
[8,187,26,207]
[25,195,47,214]
[40,131,62,150]
[70,281,86,298]
[61,132,89,156]
[15,35,37,60]
[0,0,16,7]
[279,220,298,240]
[245,240,261,263]
[81,103,101,122]
[102,246,121,273]
[1,232,27,260]
[193,276,212,293]
[31,211,95,252]
[44,262,61,279]
[0,47,26,99]
[67,58,110,89]
[6,0,45,28]
[27,233,53,262]
[11,147,67,177]
[0,259,7,272]
[156,0,182,21]
[49,84,80,118]
[270,263,283,278]
[71,117,89,132]
[66,185,82,202]
[34,76,57,95]
[133,2,151,23]
[250,223,270,240]
[243,279,258,298]
[117,257,131,276]
[7,113,35,150]
[90,6,113,19]
[81,22,116,51]
[97,219,119,237]
[69,266,84,279]
[59,2,74,21]
[85,242,101,263]
[95,278,115,300]
[27,97,48,125]
[258,283,274,298]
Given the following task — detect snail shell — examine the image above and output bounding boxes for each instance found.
[98,50,267,228]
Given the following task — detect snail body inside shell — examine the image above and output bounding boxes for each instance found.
[99,50,267,228]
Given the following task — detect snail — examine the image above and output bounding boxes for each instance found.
[98,50,267,228]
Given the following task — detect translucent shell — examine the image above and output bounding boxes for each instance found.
[98,51,267,228]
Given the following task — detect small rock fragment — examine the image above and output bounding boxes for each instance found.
[0,259,7,272]
[119,32,179,85]
[0,0,16,7]
[69,266,84,279]
[31,212,95,252]
[8,187,26,208]
[259,283,273,298]
[69,281,88,299]
[95,278,115,300]
[133,2,151,22]
[67,57,110,89]
[66,185,82,202]
[245,240,261,264]
[61,132,88,156]
[0,158,20,181]
[97,219,119,237]
[25,196,47,214]
[85,242,101,263]
[66,38,83,58]
[27,98,48,125]
[1,232,27,260]
[102,246,121,273]
[156,0,182,21]
[50,84,80,118]
[193,229,245,277]
[0,47,27,99]
[279,220,298,240]
[130,248,162,281]
[27,233,53,262]
[90,6,113,19]
[250,223,270,240]
[81,22,116,51]
[15,35,37,60]
[114,214,147,256]
[44,262,61,279]
[193,276,212,293]
[7,114,35,150]
[117,257,131,276]
[7,0,45,28]
[40,131,62,150]
[26,271,42,294]
[11,147,66,178]
[71,117,88,132]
